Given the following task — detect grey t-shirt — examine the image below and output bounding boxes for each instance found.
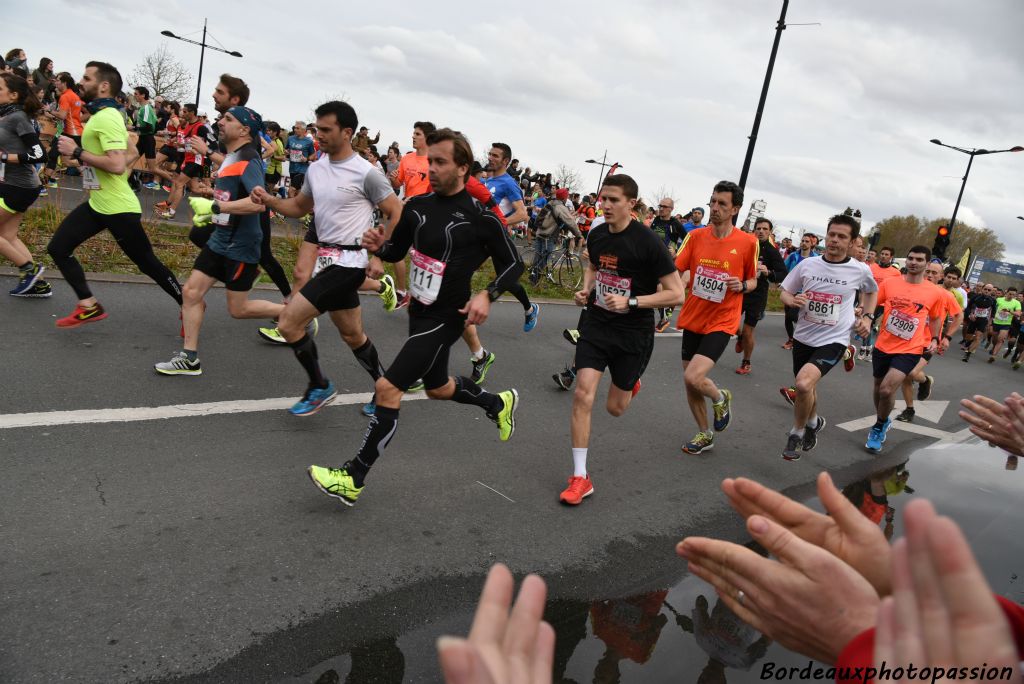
[0,110,42,188]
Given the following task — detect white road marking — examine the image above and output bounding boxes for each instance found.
[0,392,428,430]
[476,481,516,503]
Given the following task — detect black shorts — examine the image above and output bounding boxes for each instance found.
[922,350,933,362]
[290,173,306,192]
[965,318,989,335]
[181,162,204,179]
[299,264,364,312]
[992,323,1011,333]
[791,340,847,377]
[384,315,465,391]
[576,320,654,391]
[304,219,318,245]
[681,330,731,363]
[158,145,180,163]
[192,245,260,292]
[0,183,41,214]
[742,293,767,327]
[265,171,281,186]
[872,348,921,379]
[137,134,156,159]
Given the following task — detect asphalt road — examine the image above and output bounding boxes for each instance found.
[1,274,1019,682]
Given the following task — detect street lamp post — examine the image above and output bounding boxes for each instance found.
[930,139,1023,237]
[161,19,242,107]
[584,151,621,197]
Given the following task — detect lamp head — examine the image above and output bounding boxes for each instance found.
[161,30,176,37]
[584,159,597,164]
[229,51,243,58]
[930,139,942,145]
[1011,146,1024,152]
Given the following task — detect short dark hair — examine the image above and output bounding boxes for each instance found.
[414,121,436,136]
[601,173,639,200]
[908,245,932,261]
[425,127,473,181]
[266,121,281,134]
[86,60,123,96]
[219,74,249,106]
[166,101,180,115]
[314,100,358,132]
[754,218,774,232]
[1008,286,1018,293]
[134,85,150,99]
[827,213,861,240]
[491,142,512,162]
[943,265,962,278]
[712,180,743,207]
[880,246,895,256]
[471,160,484,175]
[56,72,75,89]
[183,103,198,115]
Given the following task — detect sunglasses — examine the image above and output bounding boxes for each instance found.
[658,205,672,209]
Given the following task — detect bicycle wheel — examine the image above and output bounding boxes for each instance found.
[521,246,536,270]
[557,253,583,291]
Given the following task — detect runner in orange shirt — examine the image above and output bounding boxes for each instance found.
[865,246,945,452]
[673,181,758,454]
[895,261,963,422]
[388,121,435,306]
[859,245,901,361]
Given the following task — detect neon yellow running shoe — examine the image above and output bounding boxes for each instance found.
[493,389,519,441]
[258,326,287,344]
[379,274,397,312]
[307,466,363,506]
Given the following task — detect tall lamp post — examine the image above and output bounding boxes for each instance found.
[930,139,1023,239]
[584,151,621,197]
[161,19,242,107]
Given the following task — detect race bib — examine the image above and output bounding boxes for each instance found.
[313,246,346,276]
[975,308,989,318]
[692,265,728,303]
[595,271,632,313]
[193,153,204,166]
[212,188,231,226]
[289,149,305,163]
[885,309,919,340]
[81,165,100,190]
[803,291,842,326]
[409,248,446,305]
[184,139,192,152]
[176,132,186,151]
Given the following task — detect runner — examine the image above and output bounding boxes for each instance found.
[46,61,183,327]
[962,283,997,362]
[987,287,1021,363]
[864,245,945,452]
[649,197,685,331]
[388,121,436,306]
[860,245,901,360]
[249,100,399,416]
[157,103,211,219]
[674,181,759,454]
[285,121,316,197]
[558,174,683,504]
[734,218,787,374]
[0,73,51,297]
[780,234,818,350]
[153,107,289,375]
[307,127,523,506]
[894,262,963,422]
[131,86,160,189]
[41,72,82,189]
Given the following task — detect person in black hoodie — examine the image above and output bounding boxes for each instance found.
[735,218,787,374]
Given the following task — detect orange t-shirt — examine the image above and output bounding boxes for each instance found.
[58,88,84,136]
[869,262,901,287]
[875,277,946,354]
[674,226,759,334]
[396,152,430,198]
[924,284,963,343]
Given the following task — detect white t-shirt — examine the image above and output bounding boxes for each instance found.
[301,152,394,268]
[781,256,877,348]
[590,215,606,230]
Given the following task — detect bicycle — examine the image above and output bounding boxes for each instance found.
[521,231,585,292]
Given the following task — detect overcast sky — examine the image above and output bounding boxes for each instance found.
[10,0,1024,261]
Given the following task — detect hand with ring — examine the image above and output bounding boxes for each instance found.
[959,393,1024,457]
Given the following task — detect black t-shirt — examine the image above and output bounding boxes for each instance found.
[585,219,677,330]
[968,294,996,319]
[378,189,524,323]
[649,216,683,246]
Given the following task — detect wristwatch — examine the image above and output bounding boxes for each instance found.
[863,312,876,321]
[627,297,639,311]
[71,147,84,161]
[741,280,748,293]
[211,201,221,215]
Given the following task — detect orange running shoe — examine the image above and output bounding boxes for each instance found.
[735,360,751,375]
[559,475,594,505]
[56,303,108,328]
[632,379,642,397]
[779,386,797,406]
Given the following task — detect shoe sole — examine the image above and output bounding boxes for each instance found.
[524,305,540,332]
[290,390,338,416]
[257,328,288,345]
[10,266,45,295]
[562,330,578,346]
[917,376,933,401]
[499,389,519,441]
[307,468,356,507]
[11,290,53,298]
[154,367,202,376]
[865,444,882,453]
[56,312,109,328]
[782,450,801,461]
[473,354,496,384]
[682,443,714,454]
[554,377,572,391]
[560,487,594,505]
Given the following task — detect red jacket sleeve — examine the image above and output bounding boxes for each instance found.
[466,176,507,226]
[835,595,1024,683]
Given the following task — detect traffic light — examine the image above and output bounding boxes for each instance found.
[933,225,951,260]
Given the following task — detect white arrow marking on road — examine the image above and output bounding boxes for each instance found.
[0,392,428,430]
[836,400,949,431]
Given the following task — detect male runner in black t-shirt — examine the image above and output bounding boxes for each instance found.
[962,283,997,362]
[559,174,684,506]
[307,128,524,506]
[735,218,787,374]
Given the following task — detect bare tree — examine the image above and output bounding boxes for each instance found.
[553,164,583,194]
[129,44,192,102]
[645,185,678,211]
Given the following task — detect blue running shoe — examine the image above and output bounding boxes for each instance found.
[523,303,540,333]
[865,426,884,452]
[879,417,893,443]
[290,382,337,416]
[361,395,376,417]
[712,389,733,432]
[9,264,44,296]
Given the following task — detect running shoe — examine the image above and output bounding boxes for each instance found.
[781,339,794,350]
[879,417,893,443]
[803,416,826,451]
[779,386,797,406]
[493,389,519,441]
[735,360,751,375]
[917,375,934,401]
[160,208,176,219]
[865,426,884,453]
[289,382,337,416]
[378,274,397,312]
[864,349,872,363]
[154,351,202,376]
[523,303,540,332]
[895,407,915,423]
[1013,361,1021,370]
[712,389,732,432]
[553,367,575,391]
[987,355,995,364]
[559,475,594,505]
[37,186,48,196]
[258,326,287,344]
[143,181,161,190]
[682,431,714,454]
[856,347,866,362]
[161,184,172,193]
[655,318,671,333]
[154,200,170,210]
[307,466,362,506]
[9,264,45,296]
[843,344,856,372]
[782,433,803,461]
[407,379,425,393]
[471,350,496,384]
[632,379,642,398]
[46,179,58,188]
[962,352,971,363]
[1004,346,1015,359]
[56,303,108,328]
[562,328,580,345]
[395,290,410,309]
[361,395,376,417]
[20,280,52,298]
